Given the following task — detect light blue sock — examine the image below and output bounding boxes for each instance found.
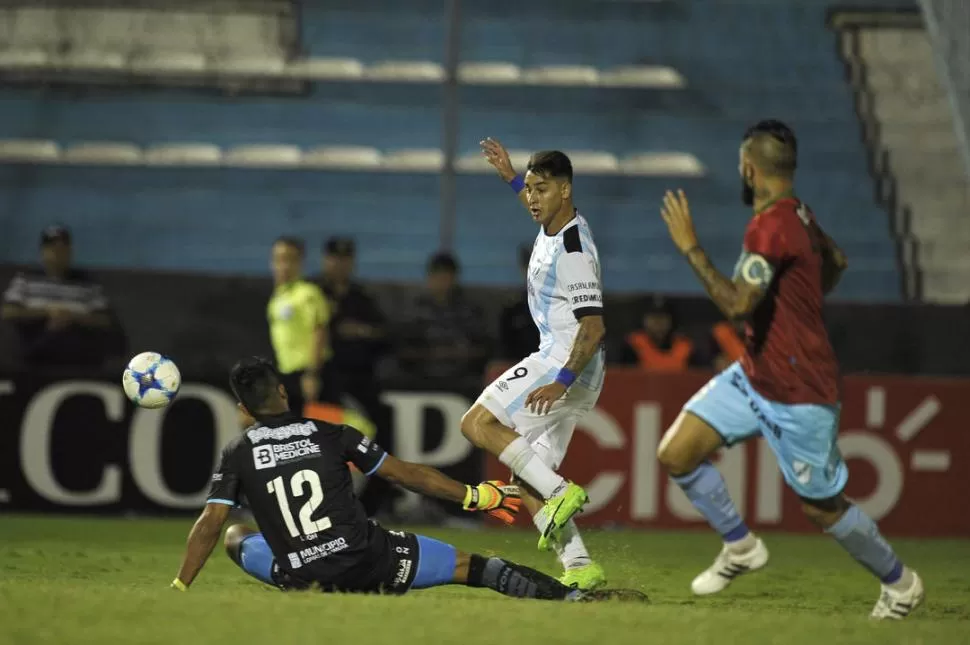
[826,504,903,583]
[672,462,749,542]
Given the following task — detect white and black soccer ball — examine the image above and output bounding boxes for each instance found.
[122,352,181,409]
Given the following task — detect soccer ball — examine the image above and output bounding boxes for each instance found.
[122,352,181,409]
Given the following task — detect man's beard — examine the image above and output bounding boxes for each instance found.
[741,178,755,206]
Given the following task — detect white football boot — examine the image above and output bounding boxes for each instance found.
[691,537,769,596]
[870,570,925,620]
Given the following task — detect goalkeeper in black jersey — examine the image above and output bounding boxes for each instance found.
[171,357,634,602]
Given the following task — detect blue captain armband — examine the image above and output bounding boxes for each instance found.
[508,174,525,193]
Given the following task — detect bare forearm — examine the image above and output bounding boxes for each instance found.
[685,248,744,319]
[176,515,223,586]
[563,317,605,375]
[310,327,325,369]
[382,462,466,504]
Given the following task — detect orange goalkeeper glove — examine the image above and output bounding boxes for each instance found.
[462,480,522,525]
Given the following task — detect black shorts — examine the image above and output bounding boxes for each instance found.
[272,528,419,595]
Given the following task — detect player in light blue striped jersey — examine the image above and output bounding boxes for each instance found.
[460,139,607,591]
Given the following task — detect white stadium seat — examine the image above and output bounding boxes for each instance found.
[54,49,127,71]
[0,48,49,69]
[63,142,143,165]
[130,51,206,74]
[144,144,223,166]
[287,57,365,81]
[0,139,60,163]
[621,152,706,177]
[567,151,620,174]
[600,65,686,89]
[302,146,382,170]
[382,149,445,172]
[522,65,600,86]
[364,60,444,83]
[458,62,522,84]
[224,145,302,167]
[216,56,286,76]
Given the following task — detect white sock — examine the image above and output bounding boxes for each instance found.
[532,508,591,570]
[498,436,566,499]
[889,567,916,591]
[725,532,758,554]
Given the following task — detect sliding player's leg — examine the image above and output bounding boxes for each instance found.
[224,524,310,590]
[412,533,602,601]
[759,401,924,619]
[657,362,769,595]
[461,358,588,546]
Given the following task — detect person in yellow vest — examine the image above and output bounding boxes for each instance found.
[711,319,746,372]
[622,295,693,372]
[267,237,336,417]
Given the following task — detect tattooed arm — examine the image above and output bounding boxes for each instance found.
[563,314,606,375]
[684,248,769,320]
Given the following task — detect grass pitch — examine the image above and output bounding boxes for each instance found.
[0,515,967,645]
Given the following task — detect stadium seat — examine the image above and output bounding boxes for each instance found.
[599,65,686,89]
[382,149,445,172]
[286,57,365,81]
[129,51,206,75]
[458,62,522,84]
[0,139,60,163]
[364,61,444,83]
[63,142,142,165]
[216,56,286,76]
[53,49,127,71]
[224,145,302,167]
[620,153,706,177]
[0,48,49,69]
[144,143,223,166]
[302,146,383,170]
[521,65,600,86]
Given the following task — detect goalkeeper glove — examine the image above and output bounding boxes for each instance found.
[462,480,521,525]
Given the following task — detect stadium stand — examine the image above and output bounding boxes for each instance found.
[833,9,970,304]
[0,0,932,302]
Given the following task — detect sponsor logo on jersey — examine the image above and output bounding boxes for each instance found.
[247,422,317,444]
[293,537,349,565]
[571,293,601,305]
[252,439,321,470]
[567,281,599,292]
[393,557,412,586]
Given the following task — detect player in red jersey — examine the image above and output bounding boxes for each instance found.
[656,120,923,619]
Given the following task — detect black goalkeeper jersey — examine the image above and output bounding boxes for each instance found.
[206,413,404,589]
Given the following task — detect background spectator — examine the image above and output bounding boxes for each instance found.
[0,225,124,368]
[396,252,489,390]
[710,319,746,372]
[622,294,694,372]
[320,236,389,410]
[498,243,540,361]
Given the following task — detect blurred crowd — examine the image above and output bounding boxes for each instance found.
[1,226,745,394]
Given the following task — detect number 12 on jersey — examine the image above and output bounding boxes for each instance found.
[267,469,332,538]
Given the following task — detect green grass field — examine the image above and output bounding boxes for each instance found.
[0,516,967,645]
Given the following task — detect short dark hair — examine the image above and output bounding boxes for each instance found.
[428,251,460,274]
[274,236,305,256]
[742,119,798,175]
[526,150,573,183]
[230,356,282,414]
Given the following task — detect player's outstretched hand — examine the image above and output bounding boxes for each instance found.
[480,137,517,182]
[524,382,567,416]
[661,189,699,254]
[463,480,522,525]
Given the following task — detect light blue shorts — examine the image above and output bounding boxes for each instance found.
[683,361,848,500]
